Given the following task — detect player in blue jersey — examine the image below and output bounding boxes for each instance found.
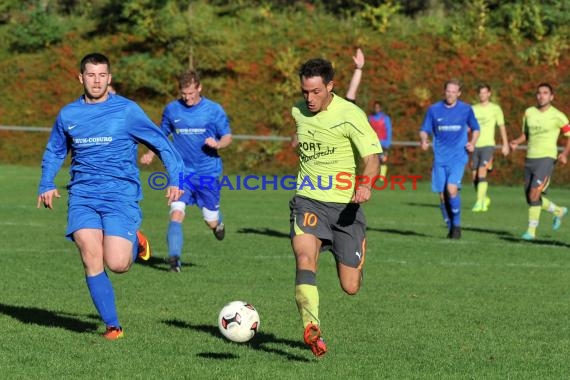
[419,79,480,239]
[141,70,232,272]
[37,53,185,340]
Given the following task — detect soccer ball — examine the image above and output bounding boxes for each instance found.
[218,301,260,343]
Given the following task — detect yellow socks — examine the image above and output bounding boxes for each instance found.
[477,181,488,203]
[542,196,563,216]
[295,284,320,327]
[527,205,541,236]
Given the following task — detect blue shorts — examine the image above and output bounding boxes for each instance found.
[67,196,142,243]
[431,164,465,193]
[179,175,220,211]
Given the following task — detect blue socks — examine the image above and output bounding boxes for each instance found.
[131,233,139,262]
[86,271,119,328]
[440,201,450,228]
[449,194,461,227]
[167,221,183,259]
[441,194,461,228]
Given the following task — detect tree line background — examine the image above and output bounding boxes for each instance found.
[0,0,569,184]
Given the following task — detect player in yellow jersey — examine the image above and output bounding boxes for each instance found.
[290,58,381,357]
[471,84,510,212]
[509,83,570,240]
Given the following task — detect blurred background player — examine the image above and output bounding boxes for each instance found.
[37,53,184,339]
[368,101,392,179]
[141,70,232,272]
[509,83,570,240]
[290,57,380,357]
[420,79,480,239]
[471,84,509,212]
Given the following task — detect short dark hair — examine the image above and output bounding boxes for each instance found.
[298,58,334,84]
[477,83,491,92]
[178,70,200,89]
[444,78,462,91]
[537,82,554,94]
[80,53,110,74]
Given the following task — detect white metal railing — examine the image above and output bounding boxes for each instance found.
[0,125,533,149]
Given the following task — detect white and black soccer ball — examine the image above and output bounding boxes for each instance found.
[218,301,260,343]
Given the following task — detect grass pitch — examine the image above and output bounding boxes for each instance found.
[1,164,570,379]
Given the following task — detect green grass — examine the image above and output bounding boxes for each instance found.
[2,164,570,379]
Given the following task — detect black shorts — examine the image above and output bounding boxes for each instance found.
[289,195,367,268]
[524,157,554,190]
[471,146,494,170]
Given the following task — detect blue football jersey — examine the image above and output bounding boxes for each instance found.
[160,97,231,177]
[39,93,184,201]
[420,100,479,165]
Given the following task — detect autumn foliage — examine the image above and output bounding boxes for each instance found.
[1,2,569,185]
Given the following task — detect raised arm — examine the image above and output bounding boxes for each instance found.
[345,48,364,102]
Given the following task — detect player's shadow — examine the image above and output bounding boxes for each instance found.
[197,352,240,359]
[139,256,196,272]
[0,303,99,333]
[405,202,440,208]
[237,228,289,239]
[461,226,514,237]
[367,227,430,237]
[163,319,310,362]
[500,236,570,248]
